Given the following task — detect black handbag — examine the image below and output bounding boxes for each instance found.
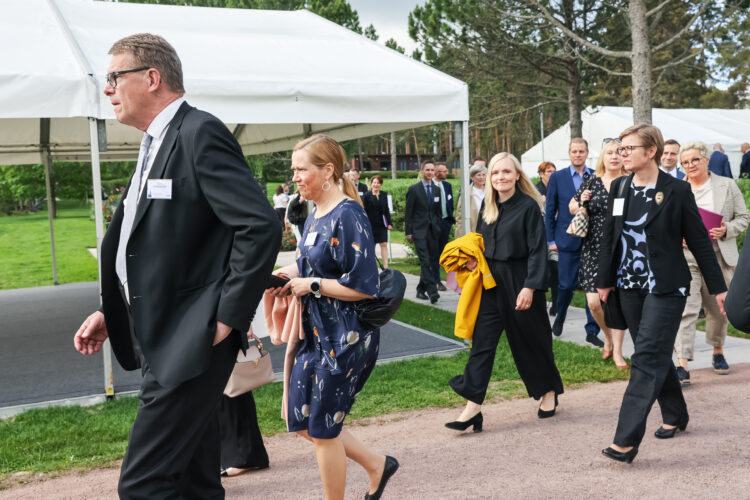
[353,259,406,330]
[602,288,627,330]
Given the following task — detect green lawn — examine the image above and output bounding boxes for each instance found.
[0,299,627,478]
[0,206,97,289]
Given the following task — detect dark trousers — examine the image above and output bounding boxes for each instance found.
[431,219,453,283]
[219,392,269,470]
[118,332,241,500]
[613,290,688,447]
[450,279,564,404]
[546,259,558,313]
[414,233,438,297]
[556,249,599,335]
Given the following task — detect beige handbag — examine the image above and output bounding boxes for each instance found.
[224,338,275,397]
[566,205,590,237]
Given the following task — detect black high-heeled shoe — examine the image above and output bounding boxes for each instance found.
[654,420,688,439]
[537,394,558,419]
[365,456,399,500]
[444,412,483,432]
[601,445,639,463]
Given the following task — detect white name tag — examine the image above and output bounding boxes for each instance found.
[447,194,453,201]
[434,196,440,203]
[304,232,318,246]
[147,179,172,200]
[612,198,625,216]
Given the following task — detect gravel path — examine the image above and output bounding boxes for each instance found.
[3,363,750,499]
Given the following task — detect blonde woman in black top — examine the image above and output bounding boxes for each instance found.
[446,153,564,431]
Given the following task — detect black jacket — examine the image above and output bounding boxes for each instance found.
[726,231,750,332]
[405,181,443,239]
[101,102,281,387]
[362,190,391,229]
[476,190,547,290]
[596,171,726,296]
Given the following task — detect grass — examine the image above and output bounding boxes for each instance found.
[0,299,627,479]
[388,257,447,281]
[0,204,97,289]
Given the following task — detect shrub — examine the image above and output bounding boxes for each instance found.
[281,226,297,251]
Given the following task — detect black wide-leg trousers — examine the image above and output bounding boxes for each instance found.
[450,261,564,404]
[613,289,688,447]
[118,332,240,500]
[414,233,438,297]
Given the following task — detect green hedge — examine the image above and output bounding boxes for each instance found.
[736,179,750,252]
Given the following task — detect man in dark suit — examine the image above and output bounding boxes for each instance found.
[707,143,732,178]
[659,139,686,179]
[740,142,750,178]
[544,138,602,346]
[349,165,368,197]
[406,160,443,303]
[597,124,726,463]
[432,161,455,291]
[73,34,280,498]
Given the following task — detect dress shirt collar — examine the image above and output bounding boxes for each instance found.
[569,165,592,178]
[146,97,185,140]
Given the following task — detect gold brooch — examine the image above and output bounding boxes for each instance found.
[655,192,664,205]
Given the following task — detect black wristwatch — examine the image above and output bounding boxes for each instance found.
[310,278,322,298]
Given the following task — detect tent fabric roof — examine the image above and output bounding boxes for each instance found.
[521,106,750,178]
[0,0,469,164]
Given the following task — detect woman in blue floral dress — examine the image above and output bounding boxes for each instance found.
[272,135,399,500]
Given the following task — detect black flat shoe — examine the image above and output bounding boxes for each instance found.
[365,456,399,500]
[416,290,428,300]
[444,412,483,432]
[601,446,639,464]
[654,420,688,439]
[538,394,558,419]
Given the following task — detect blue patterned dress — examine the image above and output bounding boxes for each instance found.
[287,199,380,439]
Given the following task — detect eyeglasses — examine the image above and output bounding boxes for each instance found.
[681,157,705,168]
[602,138,621,145]
[616,145,648,155]
[105,67,150,89]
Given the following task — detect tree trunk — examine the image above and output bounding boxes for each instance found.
[413,129,421,169]
[390,132,397,179]
[629,0,652,124]
[357,138,364,170]
[562,0,583,138]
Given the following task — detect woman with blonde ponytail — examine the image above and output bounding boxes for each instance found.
[269,134,398,499]
[446,152,564,432]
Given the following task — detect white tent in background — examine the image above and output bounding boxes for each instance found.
[521,106,750,178]
[1,0,470,396]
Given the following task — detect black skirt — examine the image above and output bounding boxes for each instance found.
[372,226,388,244]
[219,392,269,470]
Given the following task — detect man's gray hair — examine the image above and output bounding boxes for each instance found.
[109,33,185,94]
[680,141,710,160]
[469,164,487,177]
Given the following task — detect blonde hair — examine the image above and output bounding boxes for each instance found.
[293,134,362,206]
[679,140,710,160]
[620,124,664,165]
[482,152,542,224]
[595,140,628,177]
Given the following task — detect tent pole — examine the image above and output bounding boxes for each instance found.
[89,117,114,398]
[460,121,471,232]
[40,118,58,285]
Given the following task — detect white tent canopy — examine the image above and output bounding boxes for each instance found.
[521,106,750,178]
[1,0,469,164]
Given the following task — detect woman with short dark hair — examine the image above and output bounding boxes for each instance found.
[362,174,393,268]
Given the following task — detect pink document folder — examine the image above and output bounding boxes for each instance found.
[698,207,723,242]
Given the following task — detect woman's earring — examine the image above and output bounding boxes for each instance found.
[322,180,331,191]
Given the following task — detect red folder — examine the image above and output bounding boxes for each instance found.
[698,207,723,242]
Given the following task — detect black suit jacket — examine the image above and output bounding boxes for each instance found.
[362,190,391,228]
[100,102,281,387]
[596,171,726,295]
[440,180,455,224]
[726,231,750,332]
[405,181,443,239]
[740,151,750,178]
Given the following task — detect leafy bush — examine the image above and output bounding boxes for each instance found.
[736,178,750,252]
[281,226,297,251]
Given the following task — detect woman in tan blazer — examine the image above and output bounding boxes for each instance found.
[455,164,487,237]
[674,141,750,385]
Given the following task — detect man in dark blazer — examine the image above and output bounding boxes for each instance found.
[726,230,750,332]
[597,124,726,463]
[544,138,602,345]
[659,139,686,179]
[73,34,280,498]
[349,165,368,197]
[432,161,455,291]
[707,143,732,178]
[405,160,443,303]
[740,142,750,178]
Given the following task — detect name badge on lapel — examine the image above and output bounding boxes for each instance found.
[305,232,318,246]
[147,179,172,200]
[612,198,625,216]
[433,196,440,203]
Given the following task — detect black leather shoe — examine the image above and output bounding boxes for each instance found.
[654,419,688,439]
[552,318,563,337]
[437,282,447,292]
[365,456,399,500]
[538,394,558,419]
[601,446,639,464]
[416,290,428,300]
[429,293,439,304]
[445,412,483,432]
[549,305,557,316]
[586,334,605,348]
